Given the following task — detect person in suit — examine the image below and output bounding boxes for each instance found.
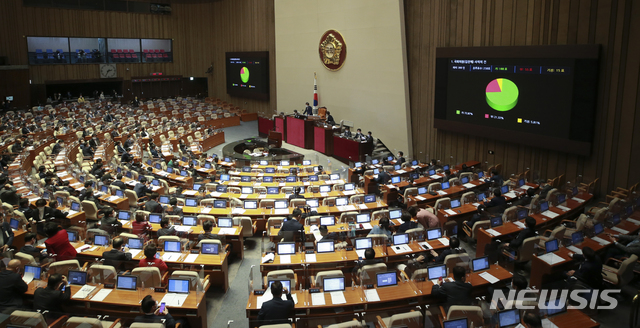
[150,145,161,158]
[352,248,384,278]
[111,174,126,190]
[288,187,305,200]
[33,273,71,318]
[17,198,33,218]
[102,237,132,269]
[565,246,602,290]
[442,169,453,183]
[0,183,19,206]
[396,212,418,234]
[513,188,536,207]
[279,209,304,242]
[342,126,352,138]
[257,280,294,324]
[21,124,31,135]
[396,151,406,166]
[140,128,149,138]
[115,141,126,154]
[134,178,153,200]
[354,128,365,140]
[505,216,537,250]
[489,169,503,187]
[484,188,506,209]
[19,233,42,258]
[431,266,473,311]
[198,220,218,242]
[29,199,68,224]
[0,214,14,252]
[373,167,392,185]
[99,208,122,235]
[134,295,177,328]
[605,231,640,260]
[52,140,64,155]
[431,237,466,263]
[318,225,340,242]
[89,136,100,149]
[0,259,29,312]
[144,193,162,213]
[43,222,76,261]
[523,313,543,328]
[157,218,176,237]
[325,111,335,125]
[303,102,313,116]
[82,142,94,158]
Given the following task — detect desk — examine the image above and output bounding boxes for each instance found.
[548,309,600,328]
[258,117,274,137]
[275,116,286,140]
[314,126,334,156]
[333,136,365,163]
[286,116,316,149]
[24,280,208,327]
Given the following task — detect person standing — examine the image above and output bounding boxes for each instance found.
[303,102,313,116]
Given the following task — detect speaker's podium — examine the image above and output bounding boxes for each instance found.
[286,115,321,149]
[268,130,282,148]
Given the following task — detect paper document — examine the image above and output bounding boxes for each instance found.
[311,293,326,306]
[129,249,142,258]
[358,204,369,210]
[504,192,517,198]
[472,203,481,207]
[362,223,373,230]
[274,209,289,215]
[262,253,275,263]
[22,272,34,284]
[567,246,583,255]
[415,196,426,201]
[365,289,380,302]
[183,190,198,196]
[72,285,97,299]
[161,293,188,307]
[320,193,329,197]
[485,229,502,236]
[67,210,79,216]
[174,226,191,232]
[437,238,450,246]
[479,272,500,284]
[356,249,366,258]
[514,221,526,229]
[572,197,585,203]
[611,227,629,234]
[106,196,119,202]
[162,253,182,262]
[305,254,317,263]
[228,181,239,186]
[330,291,347,304]
[538,253,565,265]
[444,209,457,216]
[345,205,357,211]
[418,242,433,250]
[218,228,237,235]
[591,236,611,245]
[343,190,356,196]
[627,218,640,225]
[395,169,406,174]
[239,194,249,199]
[541,319,559,328]
[520,185,532,190]
[430,174,440,179]
[437,190,448,195]
[556,205,570,212]
[279,255,291,264]
[91,288,112,301]
[542,211,560,219]
[390,244,412,254]
[184,254,199,263]
[210,192,222,197]
[463,183,476,189]
[232,208,246,215]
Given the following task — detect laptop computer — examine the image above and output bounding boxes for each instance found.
[320,216,335,226]
[497,309,520,328]
[335,197,348,206]
[477,193,485,202]
[9,218,19,230]
[518,179,525,187]
[376,272,398,287]
[490,217,503,228]
[356,213,371,223]
[316,241,335,253]
[306,199,319,208]
[185,198,198,207]
[286,176,296,183]
[182,216,197,226]
[218,217,233,228]
[277,242,296,255]
[309,175,319,181]
[259,160,269,165]
[128,238,143,250]
[201,243,219,255]
[118,210,131,221]
[501,185,509,194]
[427,228,442,240]
[303,160,311,165]
[594,223,604,235]
[389,209,402,220]
[159,195,170,204]
[441,181,450,190]
[427,264,447,281]
[330,174,340,180]
[275,200,288,209]
[323,277,345,292]
[219,174,230,181]
[70,201,81,211]
[244,200,258,209]
[542,297,567,317]
[214,200,227,208]
[393,233,409,245]
[557,193,566,204]
[443,318,468,328]
[451,199,461,208]
[394,164,401,171]
[241,186,253,194]
[391,176,401,184]
[344,183,355,191]
[461,176,470,184]
[471,256,490,272]
[164,240,181,253]
[24,265,42,280]
[319,185,331,193]
[216,185,228,193]
[517,208,528,220]
[281,160,290,166]
[545,239,559,253]
[267,187,279,194]
[355,237,372,250]
[149,214,162,224]
[418,186,428,194]
[116,275,137,290]
[94,235,109,246]
[67,231,78,242]
[571,231,584,246]
[68,270,87,285]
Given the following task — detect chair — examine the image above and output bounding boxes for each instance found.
[124,190,139,208]
[323,197,336,207]
[130,324,166,328]
[290,198,306,208]
[460,191,476,205]
[15,252,38,266]
[428,182,442,192]
[602,254,638,287]
[81,200,101,221]
[507,236,541,265]
[9,310,68,328]
[372,210,389,221]
[197,239,225,252]
[304,216,321,226]
[170,270,210,291]
[263,269,296,289]
[63,317,121,328]
[131,267,164,288]
[314,270,344,288]
[323,320,363,328]
[86,264,118,284]
[439,306,483,328]
[233,216,256,237]
[197,215,216,225]
[501,206,518,223]
[434,197,451,211]
[159,235,180,245]
[266,217,286,236]
[563,214,590,238]
[376,310,423,328]
[356,263,387,285]
[443,253,470,274]
[539,225,566,248]
[403,187,418,200]
[260,199,276,209]
[462,218,490,242]
[48,260,81,276]
[349,195,364,204]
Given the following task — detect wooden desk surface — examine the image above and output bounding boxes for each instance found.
[548,309,600,328]
[181,201,388,218]
[193,188,367,201]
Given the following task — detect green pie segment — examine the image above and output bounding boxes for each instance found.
[240,67,250,83]
[486,78,519,112]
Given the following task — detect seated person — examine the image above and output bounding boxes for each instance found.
[396,151,406,166]
[442,170,453,183]
[198,220,218,242]
[342,126,352,138]
[504,216,537,251]
[33,273,71,319]
[19,233,45,260]
[257,280,294,324]
[408,206,439,229]
[134,295,176,328]
[566,246,602,290]
[0,214,14,252]
[605,231,640,259]
[318,225,340,242]
[431,237,466,264]
[368,217,392,240]
[157,218,176,237]
[139,243,168,274]
[431,266,473,311]
[278,209,304,241]
[0,259,29,312]
[373,167,391,185]
[17,198,33,217]
[523,313,543,328]
[489,169,503,187]
[288,187,305,200]
[144,193,162,213]
[465,188,506,227]
[352,248,383,277]
[111,174,126,189]
[396,212,419,234]
[102,237,133,268]
[133,178,153,200]
[132,211,152,241]
[165,197,183,216]
[43,222,76,261]
[99,208,122,235]
[513,188,536,207]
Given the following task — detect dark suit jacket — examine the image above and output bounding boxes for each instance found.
[145,200,162,213]
[397,157,406,166]
[133,183,151,199]
[397,221,418,234]
[134,313,176,328]
[326,114,335,124]
[374,172,391,185]
[33,286,71,314]
[572,254,603,289]
[0,270,28,310]
[434,248,466,264]
[303,106,313,115]
[112,180,126,189]
[257,293,294,323]
[280,219,303,232]
[509,228,537,250]
[484,196,507,210]
[82,147,94,157]
[431,280,473,310]
[490,174,504,187]
[102,248,133,265]
[0,222,14,247]
[21,127,30,134]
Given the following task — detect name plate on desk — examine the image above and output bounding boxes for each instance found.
[154,287,166,293]
[104,283,115,289]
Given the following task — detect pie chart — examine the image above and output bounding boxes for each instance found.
[486,78,519,111]
[240,67,250,83]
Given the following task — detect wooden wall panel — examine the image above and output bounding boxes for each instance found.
[405,0,640,198]
[0,0,275,113]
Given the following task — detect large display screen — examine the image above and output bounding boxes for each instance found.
[434,45,599,156]
[225,51,269,100]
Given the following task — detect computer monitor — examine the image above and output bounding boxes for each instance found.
[356,213,371,223]
[128,238,143,249]
[354,162,362,168]
[443,318,468,328]
[461,176,469,184]
[471,256,490,272]
[518,179,525,187]
[263,187,278,195]
[259,160,269,166]
[498,309,520,328]
[101,185,108,193]
[148,214,162,224]
[220,174,230,181]
[319,185,331,193]
[391,176,401,184]
[167,278,190,294]
[277,242,296,255]
[428,169,436,175]
[364,194,376,203]
[274,200,288,209]
[263,176,274,183]
[490,217,503,228]
[218,217,233,228]
[153,163,161,170]
[309,175,319,181]
[451,199,461,208]
[24,265,42,280]
[417,187,428,194]
[539,201,549,212]
[164,240,181,252]
[115,189,124,198]
[285,176,296,183]
[335,197,348,206]
[281,160,290,166]
[376,272,398,287]
[303,160,311,165]
[166,167,174,173]
[306,199,319,208]
[94,235,109,246]
[355,237,372,250]
[478,171,484,179]
[193,183,202,191]
[42,191,50,200]
[116,275,137,290]
[214,200,227,208]
[344,183,355,191]
[70,201,81,211]
[242,166,251,173]
[443,165,450,171]
[612,214,621,225]
[147,159,152,165]
[68,270,87,285]
[266,167,276,173]
[330,174,340,180]
[410,173,420,180]
[320,216,335,226]
[426,228,442,240]
[159,196,170,204]
[394,164,401,170]
[323,277,345,292]
[244,200,258,209]
[594,223,604,235]
[152,179,160,186]
[427,264,447,280]
[545,239,559,253]
[9,218,19,230]
[216,185,228,192]
[517,208,528,220]
[372,159,379,165]
[201,243,219,255]
[180,170,188,177]
[241,186,253,194]
[387,156,394,161]
[316,241,335,253]
[117,210,131,221]
[125,171,132,178]
[501,185,509,194]
[571,231,584,245]
[373,168,380,175]
[543,298,567,317]
[185,198,198,207]
[182,216,197,226]
[79,176,85,183]
[223,157,231,163]
[204,163,212,169]
[267,279,291,292]
[477,193,485,202]
[389,209,402,220]
[67,231,77,242]
[412,160,418,166]
[393,233,409,245]
[441,181,450,190]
